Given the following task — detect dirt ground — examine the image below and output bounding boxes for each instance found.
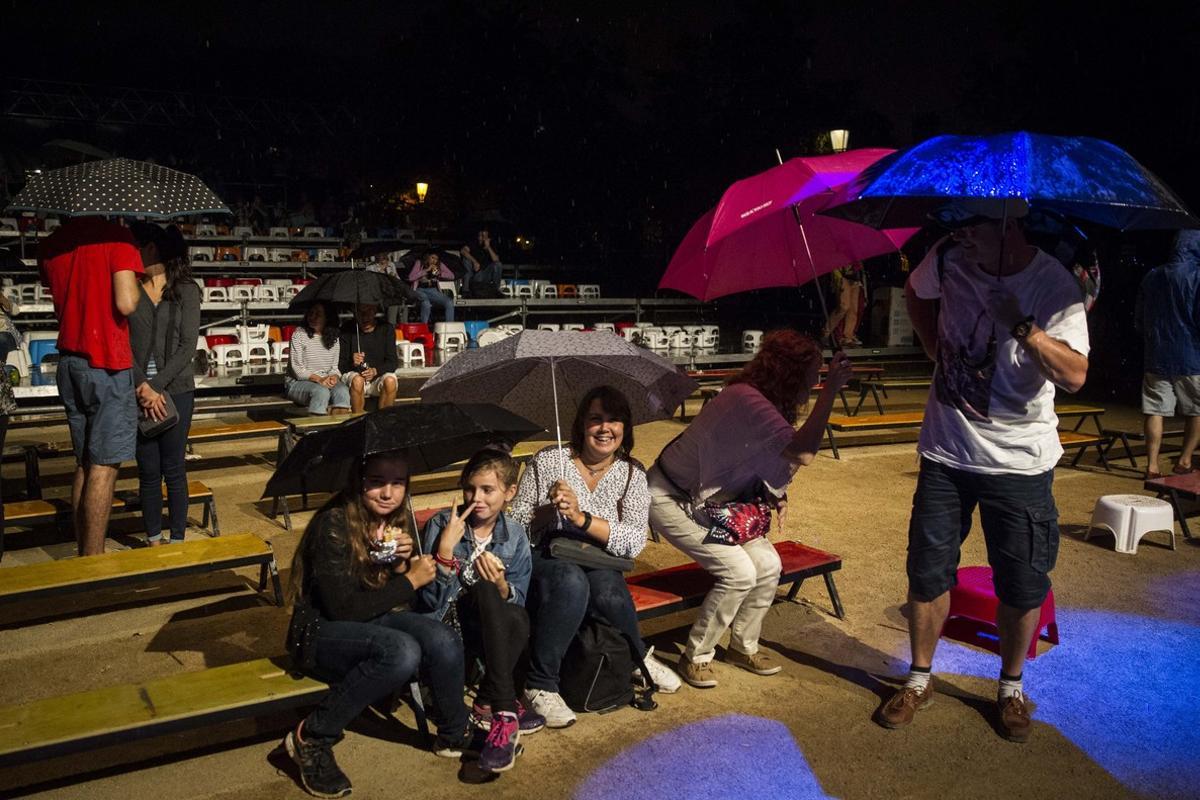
[1,392,1197,799]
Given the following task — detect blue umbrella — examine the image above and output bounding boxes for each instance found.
[824,132,1197,231]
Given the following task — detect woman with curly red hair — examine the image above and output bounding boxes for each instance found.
[647,329,852,688]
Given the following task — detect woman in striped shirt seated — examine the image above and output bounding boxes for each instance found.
[286,301,352,415]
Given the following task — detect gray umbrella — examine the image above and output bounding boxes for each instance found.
[6,158,229,219]
[420,330,698,477]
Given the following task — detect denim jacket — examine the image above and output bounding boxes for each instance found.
[417,510,532,620]
[1137,230,1200,375]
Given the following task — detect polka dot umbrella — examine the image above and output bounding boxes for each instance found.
[5,158,230,219]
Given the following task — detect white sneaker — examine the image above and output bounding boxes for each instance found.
[523,689,576,729]
[635,646,682,694]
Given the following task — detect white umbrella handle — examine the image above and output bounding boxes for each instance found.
[551,357,566,480]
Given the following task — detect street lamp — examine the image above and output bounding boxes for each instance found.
[829,129,850,153]
[416,182,429,203]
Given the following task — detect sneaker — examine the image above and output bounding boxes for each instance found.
[679,655,718,688]
[724,648,783,676]
[471,700,546,734]
[876,684,934,729]
[431,726,473,758]
[283,726,352,799]
[997,692,1033,743]
[478,711,521,773]
[523,689,576,729]
[633,646,682,694]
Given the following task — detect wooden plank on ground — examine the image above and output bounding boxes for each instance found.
[0,534,268,599]
[828,411,924,431]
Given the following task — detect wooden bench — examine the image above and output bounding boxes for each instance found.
[3,480,220,536]
[628,540,844,620]
[0,533,282,607]
[1144,472,1200,541]
[851,378,932,416]
[1102,426,1185,469]
[18,422,289,501]
[824,406,1108,466]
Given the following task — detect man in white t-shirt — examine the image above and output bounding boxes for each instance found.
[876,198,1089,743]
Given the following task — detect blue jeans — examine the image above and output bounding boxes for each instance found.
[304,611,469,742]
[465,261,502,295]
[57,354,137,465]
[136,391,195,542]
[907,457,1059,610]
[285,378,350,415]
[416,288,455,324]
[525,551,645,692]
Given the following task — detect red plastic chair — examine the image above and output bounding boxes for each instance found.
[941,566,1059,659]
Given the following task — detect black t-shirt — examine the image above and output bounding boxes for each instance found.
[338,321,399,375]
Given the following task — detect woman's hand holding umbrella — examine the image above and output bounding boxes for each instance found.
[550,480,584,528]
[400,554,438,588]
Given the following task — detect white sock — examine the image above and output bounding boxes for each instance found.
[904,666,932,691]
[998,673,1023,701]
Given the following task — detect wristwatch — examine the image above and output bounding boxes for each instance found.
[1010,315,1036,341]
[580,511,593,531]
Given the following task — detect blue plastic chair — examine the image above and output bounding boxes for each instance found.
[28,339,59,366]
[463,320,489,347]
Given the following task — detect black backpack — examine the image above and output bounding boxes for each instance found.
[559,620,658,714]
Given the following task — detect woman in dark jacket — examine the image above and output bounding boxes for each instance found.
[284,451,470,797]
[128,223,202,545]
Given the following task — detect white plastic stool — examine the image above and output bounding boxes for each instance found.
[229,285,255,302]
[513,283,535,298]
[18,284,39,303]
[35,284,53,303]
[243,342,271,361]
[202,287,229,302]
[660,325,682,336]
[537,324,561,332]
[499,281,514,297]
[540,285,558,298]
[476,329,511,347]
[253,285,280,302]
[209,344,246,367]
[244,246,270,262]
[271,342,290,362]
[397,342,426,367]
[633,322,652,329]
[578,284,601,299]
[269,248,292,262]
[562,323,586,332]
[668,330,693,348]
[434,322,468,353]
[317,249,338,262]
[697,330,719,348]
[742,330,764,352]
[639,327,668,348]
[1087,494,1176,553]
[437,280,458,301]
[241,324,271,342]
[593,322,615,333]
[499,324,525,335]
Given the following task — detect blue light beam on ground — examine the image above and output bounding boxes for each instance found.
[573,714,836,800]
[929,606,1200,798]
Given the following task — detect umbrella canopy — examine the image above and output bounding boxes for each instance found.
[262,403,544,499]
[290,268,418,308]
[824,132,1197,231]
[420,330,698,450]
[660,150,916,301]
[6,157,229,220]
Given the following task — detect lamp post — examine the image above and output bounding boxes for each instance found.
[416,181,428,203]
[829,129,850,153]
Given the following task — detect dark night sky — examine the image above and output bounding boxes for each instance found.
[4,1,1200,284]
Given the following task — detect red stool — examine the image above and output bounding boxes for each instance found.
[556,284,579,298]
[281,325,298,342]
[399,323,435,358]
[941,566,1059,659]
[293,278,313,286]
[204,278,234,288]
[234,278,263,286]
[204,334,237,348]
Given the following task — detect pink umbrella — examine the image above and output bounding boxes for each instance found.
[659,149,917,303]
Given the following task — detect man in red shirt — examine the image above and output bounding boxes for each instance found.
[39,217,143,555]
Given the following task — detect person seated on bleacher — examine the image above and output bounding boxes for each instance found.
[339,303,399,413]
[286,301,352,416]
[407,252,456,324]
[646,330,852,689]
[283,450,472,797]
[416,446,541,773]
[128,223,202,546]
[460,229,504,298]
[510,386,682,729]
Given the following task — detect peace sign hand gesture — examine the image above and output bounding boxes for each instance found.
[436,502,473,562]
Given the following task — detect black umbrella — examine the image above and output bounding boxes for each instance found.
[289,268,417,309]
[262,403,544,499]
[6,157,229,219]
